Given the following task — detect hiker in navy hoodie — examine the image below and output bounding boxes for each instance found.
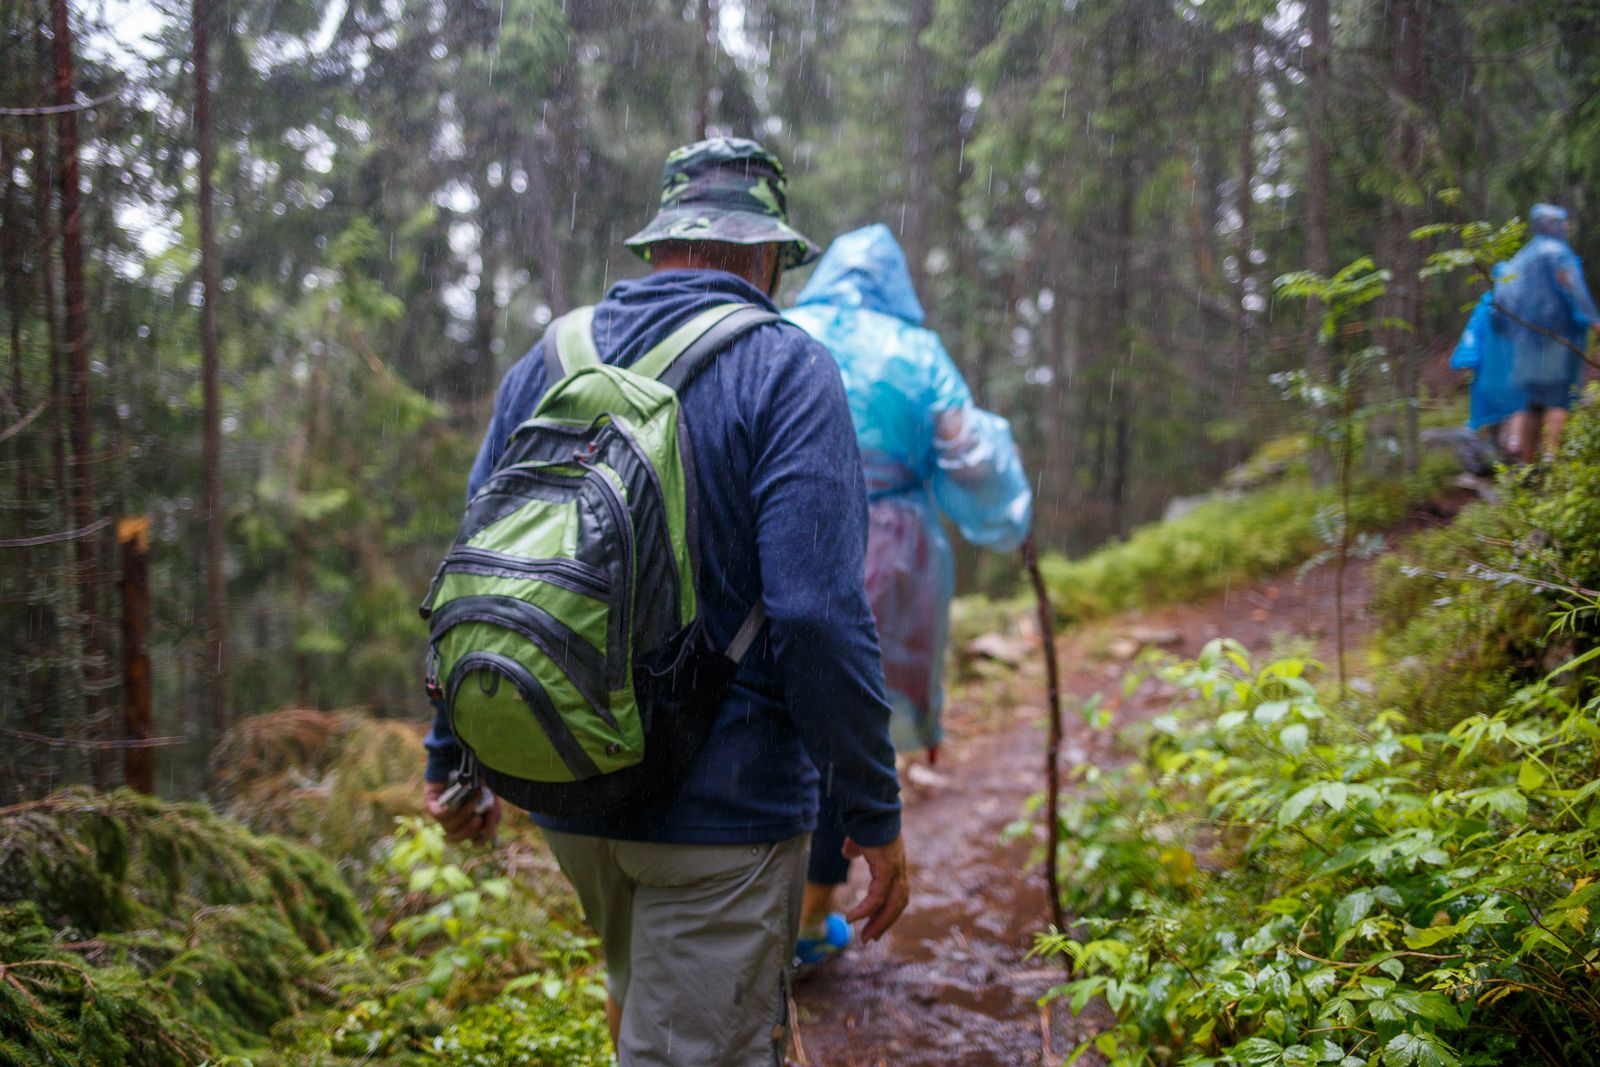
[421,137,909,1066]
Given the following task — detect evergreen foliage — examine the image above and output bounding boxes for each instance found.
[6,0,1600,787]
[0,788,364,1063]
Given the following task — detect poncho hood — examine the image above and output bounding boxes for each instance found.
[793,223,926,326]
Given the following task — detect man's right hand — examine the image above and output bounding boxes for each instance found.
[424,779,503,844]
[842,833,910,943]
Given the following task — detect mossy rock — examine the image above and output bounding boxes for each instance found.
[0,788,371,1064]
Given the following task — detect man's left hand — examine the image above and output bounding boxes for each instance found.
[842,833,911,943]
[424,780,503,844]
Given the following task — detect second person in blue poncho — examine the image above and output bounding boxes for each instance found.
[784,224,1034,964]
[1493,204,1599,462]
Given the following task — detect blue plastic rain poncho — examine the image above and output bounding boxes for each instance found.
[786,224,1032,752]
[1450,266,1521,430]
[1493,206,1598,407]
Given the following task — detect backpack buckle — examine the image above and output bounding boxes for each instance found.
[424,645,443,700]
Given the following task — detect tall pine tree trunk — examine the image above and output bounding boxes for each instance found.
[901,0,933,297]
[523,132,569,313]
[1,138,29,519]
[193,0,230,731]
[1303,0,1334,484]
[29,40,66,521]
[693,0,714,139]
[1231,32,1258,442]
[52,0,108,774]
[1387,0,1428,473]
[1107,20,1141,540]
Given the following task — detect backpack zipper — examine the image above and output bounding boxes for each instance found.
[427,597,615,728]
[437,547,610,600]
[445,651,604,781]
[578,461,634,682]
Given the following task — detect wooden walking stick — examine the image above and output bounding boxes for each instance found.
[1021,535,1066,935]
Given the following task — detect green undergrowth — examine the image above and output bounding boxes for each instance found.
[1040,637,1600,1066]
[0,781,608,1064]
[1035,452,1458,628]
[1370,397,1600,729]
[1034,404,1600,1065]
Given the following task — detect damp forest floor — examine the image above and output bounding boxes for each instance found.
[789,552,1393,1067]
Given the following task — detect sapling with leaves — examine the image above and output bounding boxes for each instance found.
[1273,257,1402,696]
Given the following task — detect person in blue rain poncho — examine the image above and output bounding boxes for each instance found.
[1449,263,1520,450]
[784,224,1033,964]
[1493,204,1599,462]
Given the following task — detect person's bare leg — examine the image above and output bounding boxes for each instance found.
[1543,408,1568,459]
[802,881,841,927]
[1504,412,1524,462]
[1517,410,1543,465]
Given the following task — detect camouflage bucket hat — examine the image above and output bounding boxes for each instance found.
[624,137,820,269]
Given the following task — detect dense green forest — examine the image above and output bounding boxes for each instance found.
[2,0,1599,1062]
[2,0,1597,778]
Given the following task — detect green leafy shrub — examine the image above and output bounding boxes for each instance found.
[428,992,612,1066]
[1038,635,1600,1066]
[1372,395,1600,727]
[269,818,607,1066]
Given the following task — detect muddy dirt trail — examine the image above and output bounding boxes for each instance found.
[790,557,1387,1067]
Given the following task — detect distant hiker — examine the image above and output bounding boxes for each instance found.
[784,224,1032,966]
[1494,203,1599,462]
[421,138,909,1065]
[1449,262,1519,460]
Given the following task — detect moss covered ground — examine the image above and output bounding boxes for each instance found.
[0,720,609,1066]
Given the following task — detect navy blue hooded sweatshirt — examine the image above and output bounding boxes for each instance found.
[424,269,903,849]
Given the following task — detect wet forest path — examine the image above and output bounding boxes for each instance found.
[790,556,1386,1067]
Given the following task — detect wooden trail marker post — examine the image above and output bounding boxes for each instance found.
[119,516,153,794]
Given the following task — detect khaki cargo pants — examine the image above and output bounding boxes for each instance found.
[540,828,808,1067]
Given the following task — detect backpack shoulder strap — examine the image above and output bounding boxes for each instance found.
[724,602,767,662]
[542,305,600,383]
[632,302,781,661]
[630,303,783,391]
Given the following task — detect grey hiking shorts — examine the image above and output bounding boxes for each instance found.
[540,828,808,1067]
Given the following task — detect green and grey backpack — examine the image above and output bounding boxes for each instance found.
[421,302,778,816]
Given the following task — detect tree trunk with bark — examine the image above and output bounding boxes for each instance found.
[29,60,66,519]
[1232,32,1258,439]
[693,0,715,139]
[1386,0,1429,472]
[1303,0,1335,484]
[193,0,230,730]
[52,0,108,774]
[901,0,934,297]
[523,133,570,314]
[1,136,30,520]
[119,516,153,794]
[1108,22,1141,540]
